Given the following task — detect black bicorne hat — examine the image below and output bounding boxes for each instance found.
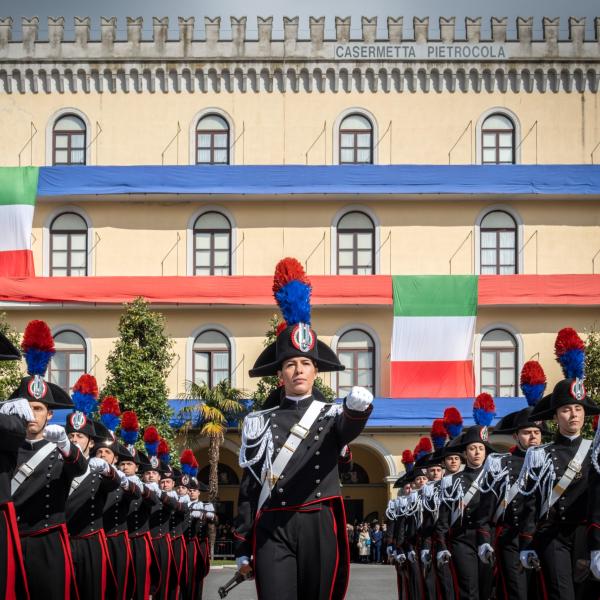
[249,324,344,377]
[530,378,600,420]
[65,411,97,437]
[420,446,445,468]
[187,477,210,492]
[135,451,155,474]
[439,435,466,460]
[0,331,20,361]
[492,407,551,435]
[249,258,344,378]
[11,375,73,409]
[92,420,134,462]
[453,426,498,455]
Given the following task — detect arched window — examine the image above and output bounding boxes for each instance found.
[336,329,375,396]
[480,329,517,397]
[481,114,515,165]
[193,212,232,276]
[196,114,230,164]
[480,210,517,275]
[339,114,373,164]
[193,330,231,388]
[48,330,87,391]
[53,114,86,166]
[50,212,88,276]
[337,211,375,275]
[198,463,240,485]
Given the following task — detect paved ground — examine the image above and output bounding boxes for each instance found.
[203,562,396,599]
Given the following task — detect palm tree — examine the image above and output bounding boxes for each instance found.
[178,379,246,502]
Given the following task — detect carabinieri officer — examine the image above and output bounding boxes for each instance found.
[233,258,373,600]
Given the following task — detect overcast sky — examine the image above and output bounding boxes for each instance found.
[3,0,599,39]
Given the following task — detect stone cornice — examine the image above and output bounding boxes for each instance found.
[0,16,598,94]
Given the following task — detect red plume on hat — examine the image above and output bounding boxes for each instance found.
[143,426,160,457]
[414,437,433,461]
[401,449,415,472]
[430,419,448,450]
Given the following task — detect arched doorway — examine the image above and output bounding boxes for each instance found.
[342,442,390,526]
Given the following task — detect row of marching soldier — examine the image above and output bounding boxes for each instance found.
[387,326,600,600]
[0,319,214,600]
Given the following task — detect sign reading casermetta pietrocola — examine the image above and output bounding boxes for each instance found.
[334,43,509,60]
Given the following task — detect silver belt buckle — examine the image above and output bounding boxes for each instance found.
[290,423,309,439]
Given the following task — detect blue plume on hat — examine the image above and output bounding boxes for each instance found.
[272,258,312,326]
[555,328,585,380]
[120,411,139,446]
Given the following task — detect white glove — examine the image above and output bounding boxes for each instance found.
[437,550,451,568]
[236,556,250,570]
[0,398,34,422]
[591,550,600,580]
[128,475,144,494]
[89,457,111,476]
[421,549,431,565]
[204,502,215,520]
[386,545,394,557]
[115,468,129,489]
[407,550,416,563]
[345,386,374,412]
[396,553,406,564]
[167,490,178,500]
[478,543,495,564]
[144,481,161,494]
[519,550,539,570]
[179,494,190,505]
[43,424,71,453]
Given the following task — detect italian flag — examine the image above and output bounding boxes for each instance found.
[390,275,478,398]
[0,167,38,277]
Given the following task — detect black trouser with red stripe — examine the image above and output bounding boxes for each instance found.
[130,532,159,600]
[449,529,493,600]
[151,534,173,600]
[70,530,115,600]
[168,534,187,600]
[254,506,338,600]
[0,502,29,600]
[20,524,78,600]
[106,531,134,600]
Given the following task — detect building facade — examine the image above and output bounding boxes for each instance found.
[1,14,600,522]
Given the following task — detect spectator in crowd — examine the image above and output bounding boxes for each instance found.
[357,523,371,563]
[371,523,384,564]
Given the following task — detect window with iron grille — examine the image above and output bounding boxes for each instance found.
[481,114,515,165]
[50,212,88,277]
[339,114,373,164]
[480,329,517,397]
[193,330,231,388]
[337,211,375,275]
[480,210,517,275]
[53,115,86,166]
[336,329,375,397]
[48,330,87,392]
[196,114,230,164]
[193,212,232,276]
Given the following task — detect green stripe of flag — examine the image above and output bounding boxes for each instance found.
[0,167,39,206]
[392,275,478,317]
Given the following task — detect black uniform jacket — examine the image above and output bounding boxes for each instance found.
[127,486,160,537]
[588,466,600,552]
[13,438,87,533]
[520,433,592,551]
[104,481,140,535]
[233,395,372,559]
[435,465,485,551]
[66,468,120,537]
[476,448,526,546]
[0,414,26,504]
